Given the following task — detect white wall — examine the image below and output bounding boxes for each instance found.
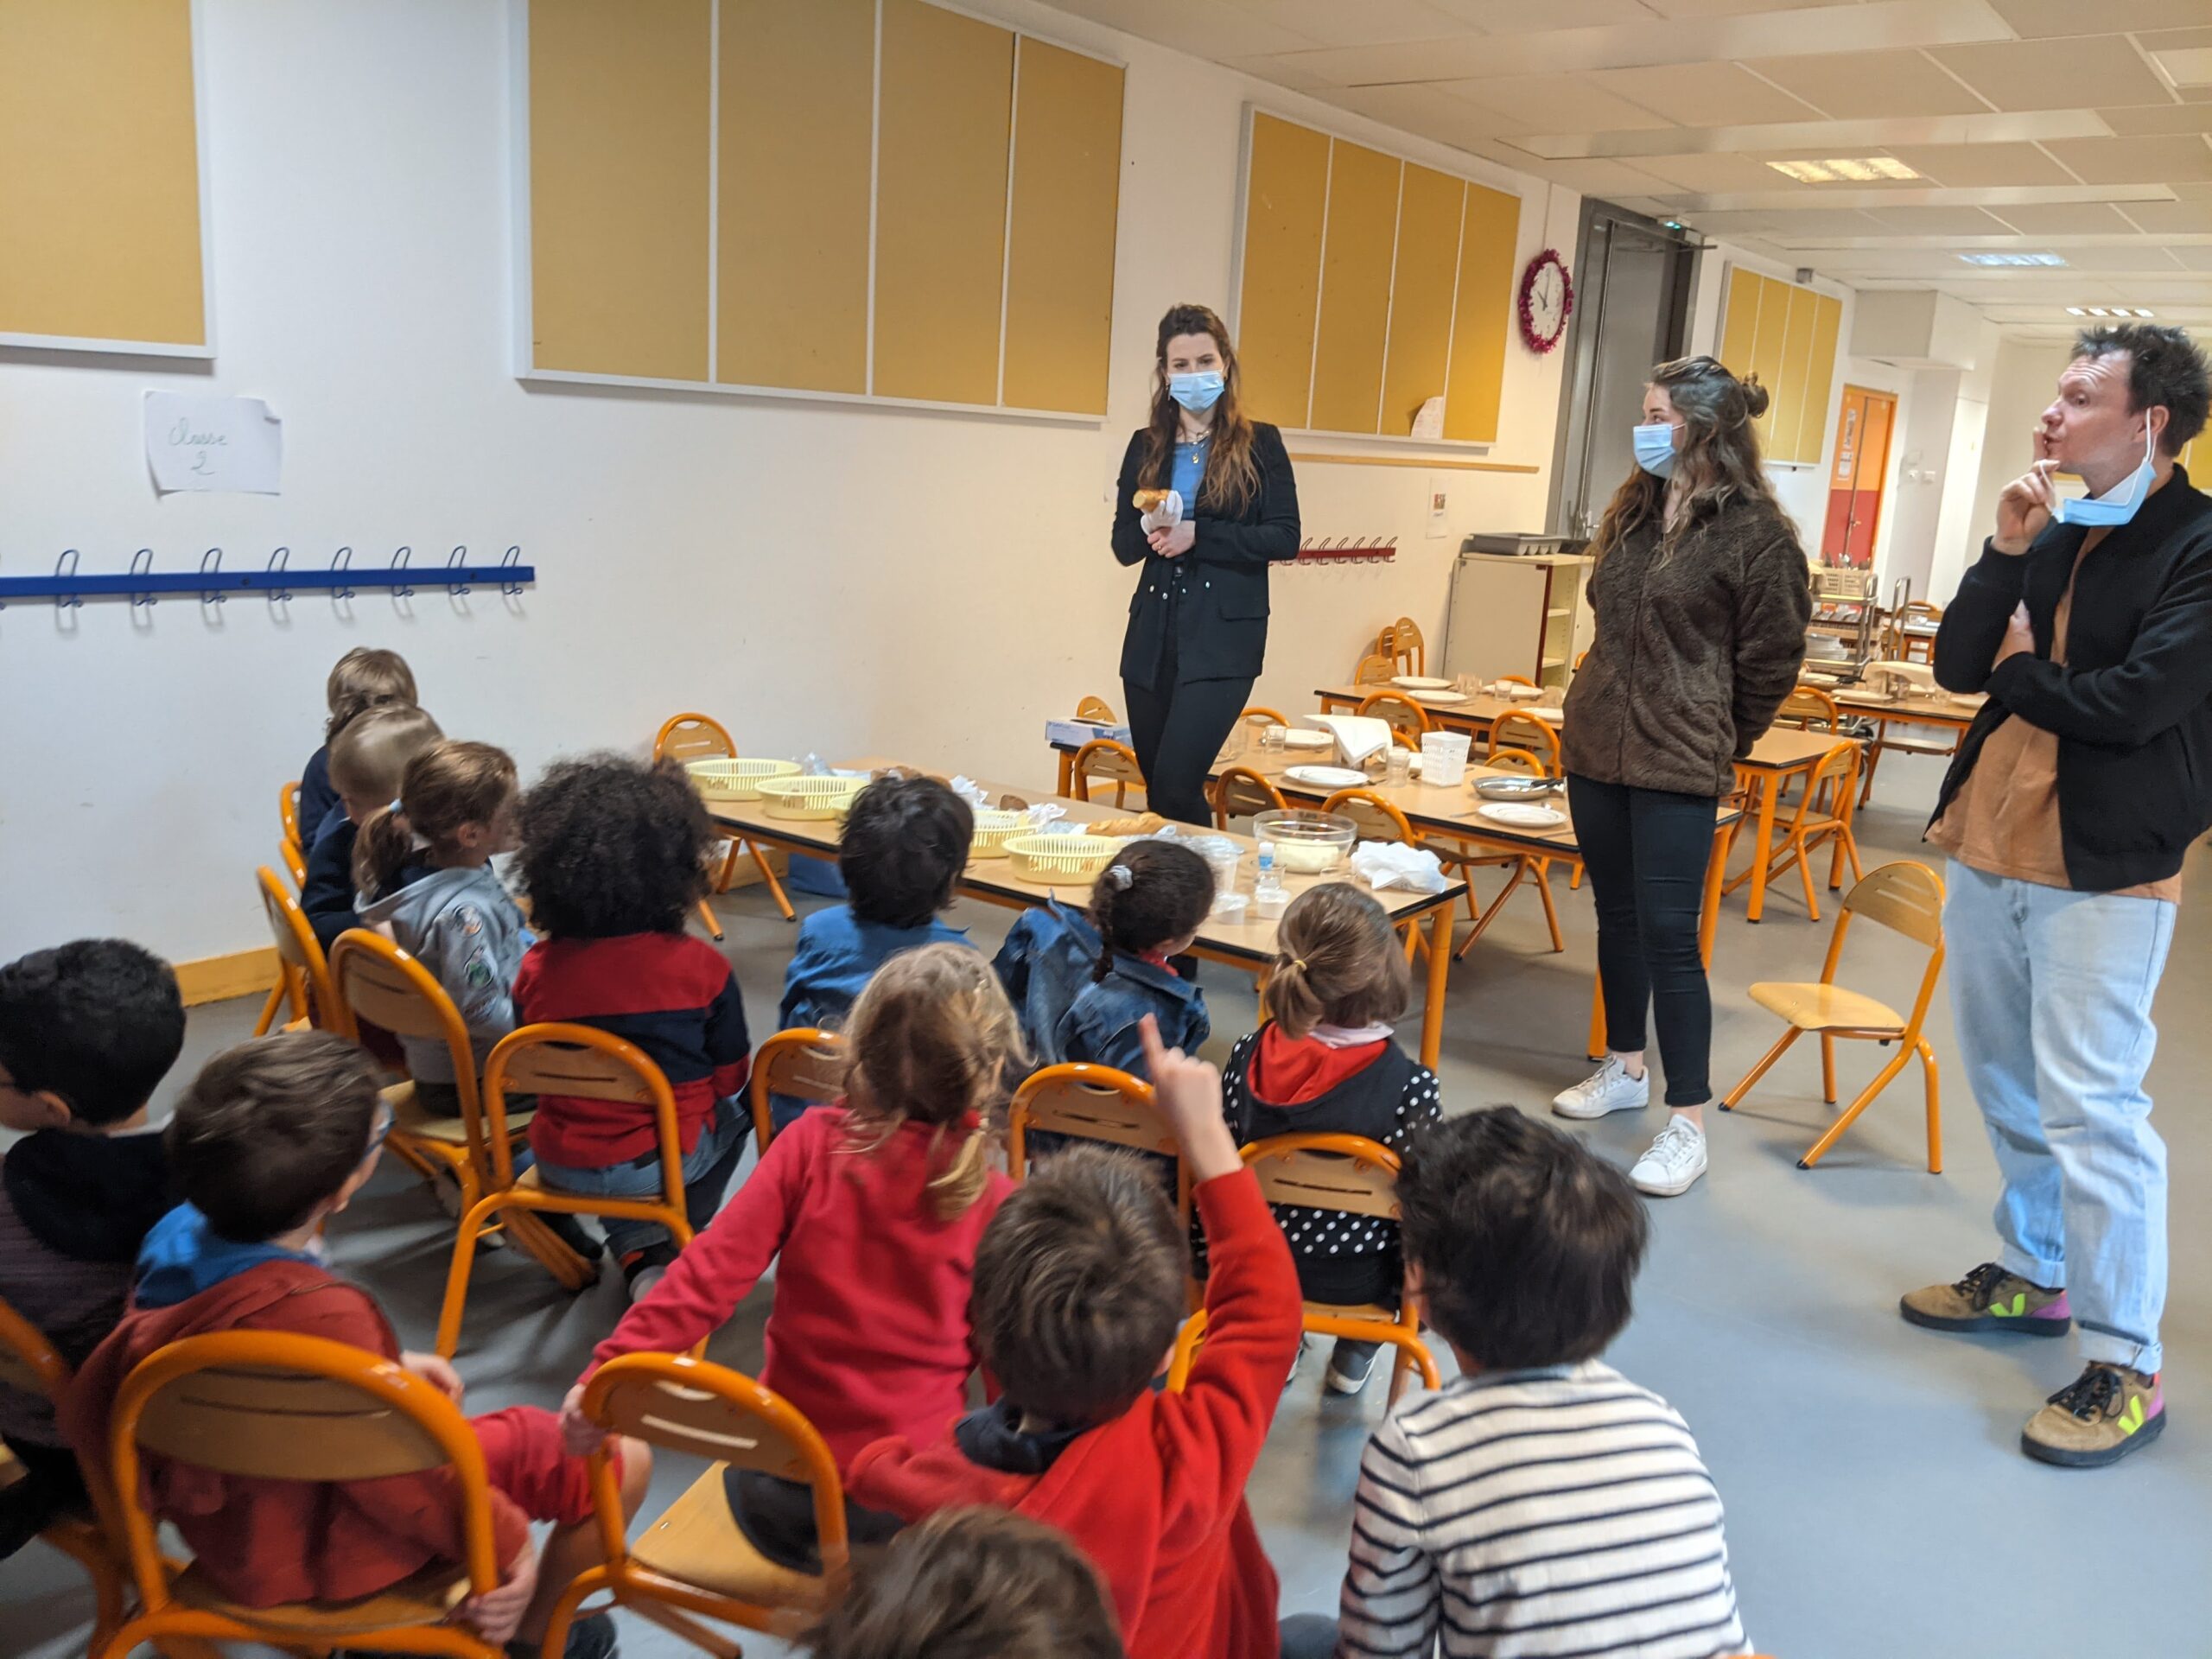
[1934,337,2074,601]
[0,0,1573,964]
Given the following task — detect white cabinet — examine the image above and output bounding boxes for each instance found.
[1441,551,1595,693]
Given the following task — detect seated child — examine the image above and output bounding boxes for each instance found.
[565,944,1020,1571]
[991,896,1103,1066]
[0,941,184,1557]
[849,1015,1302,1659]
[770,772,973,1133]
[297,645,416,849]
[355,740,527,1116]
[514,755,751,1298]
[1058,841,1213,1077]
[802,1507,1123,1659]
[1299,1109,1746,1659]
[1218,883,1441,1398]
[302,702,445,951]
[60,1033,650,1659]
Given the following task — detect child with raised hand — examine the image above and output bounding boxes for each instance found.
[563,944,1020,1570]
[60,1032,650,1659]
[1058,840,1214,1077]
[0,941,185,1559]
[1281,1109,1745,1659]
[1217,882,1441,1398]
[297,645,416,849]
[849,1014,1303,1659]
[771,772,974,1133]
[515,754,750,1300]
[302,702,445,951]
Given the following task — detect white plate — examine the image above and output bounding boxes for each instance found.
[1409,689,1469,705]
[1392,675,1452,690]
[1283,765,1370,790]
[1279,728,1334,750]
[1493,683,1545,700]
[1477,803,1567,829]
[1531,707,1565,722]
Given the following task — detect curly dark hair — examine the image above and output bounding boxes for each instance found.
[518,753,714,938]
[2074,323,2210,456]
[0,939,185,1126]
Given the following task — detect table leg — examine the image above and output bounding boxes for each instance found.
[1421,903,1452,1069]
[1057,752,1073,797]
[1745,772,1780,923]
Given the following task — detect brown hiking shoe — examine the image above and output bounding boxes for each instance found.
[2023,1363,2165,1468]
[1900,1262,2070,1336]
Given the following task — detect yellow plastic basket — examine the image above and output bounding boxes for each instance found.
[1004,833,1123,887]
[756,774,868,821]
[969,809,1026,860]
[684,757,800,803]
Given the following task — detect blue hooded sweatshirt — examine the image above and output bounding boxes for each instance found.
[134,1204,321,1311]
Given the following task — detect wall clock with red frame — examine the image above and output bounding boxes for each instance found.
[1518,250,1573,354]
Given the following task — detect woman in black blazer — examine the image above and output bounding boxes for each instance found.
[1110,302,1302,825]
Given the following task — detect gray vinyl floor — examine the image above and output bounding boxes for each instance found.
[6,753,2206,1659]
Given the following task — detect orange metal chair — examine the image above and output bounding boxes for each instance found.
[255,866,335,1037]
[328,931,592,1297]
[1075,695,1117,723]
[1497,674,1537,688]
[278,781,303,872]
[1211,765,1287,830]
[1166,1135,1441,1407]
[1487,711,1562,776]
[96,1331,506,1659]
[436,1023,694,1357]
[1388,616,1426,676]
[1777,685,1841,731]
[1320,790,1434,960]
[1724,742,1866,921]
[1355,690,1433,742]
[1440,759,1567,960]
[747,1028,846,1157]
[541,1353,847,1657]
[1719,861,1947,1172]
[655,713,797,935]
[1071,738,1146,807]
[1351,652,1397,687]
[1238,704,1290,728]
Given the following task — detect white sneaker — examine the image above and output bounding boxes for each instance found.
[1552,1057,1650,1120]
[1630,1116,1708,1197]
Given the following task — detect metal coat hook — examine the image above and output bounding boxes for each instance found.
[499,545,525,597]
[330,545,357,601]
[265,546,293,604]
[53,549,83,613]
[198,548,226,606]
[390,545,414,600]
[130,549,158,609]
[445,544,471,597]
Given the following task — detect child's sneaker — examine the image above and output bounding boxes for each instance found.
[1325,1340,1380,1396]
[620,1242,679,1304]
[1553,1057,1649,1120]
[2022,1363,2164,1468]
[1900,1262,2071,1336]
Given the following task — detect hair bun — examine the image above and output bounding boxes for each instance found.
[1739,373,1770,420]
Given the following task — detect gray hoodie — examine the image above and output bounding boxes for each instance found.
[358,864,531,1084]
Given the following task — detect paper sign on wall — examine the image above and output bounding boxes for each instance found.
[143,392,283,494]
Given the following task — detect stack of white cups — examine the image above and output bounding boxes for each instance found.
[1420,730,1471,787]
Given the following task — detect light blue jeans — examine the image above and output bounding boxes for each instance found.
[533,1098,747,1261]
[1946,861,2176,1375]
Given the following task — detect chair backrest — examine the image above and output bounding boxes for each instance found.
[1071,738,1144,805]
[748,1028,847,1154]
[1007,1064,1173,1175]
[1794,741,1861,827]
[1842,860,1944,949]
[259,867,338,1032]
[0,1294,68,1404]
[281,839,308,893]
[1212,764,1287,829]
[1321,788,1420,847]
[1356,690,1433,739]
[1238,704,1289,729]
[108,1332,500,1607]
[652,712,737,766]
[1489,713,1561,774]
[1484,748,1546,779]
[1497,674,1536,688]
[1075,695,1116,723]
[328,931,483,1144]
[1352,652,1396,686]
[1241,1134,1403,1224]
[1389,618,1425,676]
[279,781,302,865]
[484,1024,681,1191]
[1778,686,1841,730]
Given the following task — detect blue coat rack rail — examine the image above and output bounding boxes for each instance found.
[0,546,533,609]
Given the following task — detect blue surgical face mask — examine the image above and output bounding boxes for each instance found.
[2055,423,2157,527]
[1168,371,1224,413]
[1633,421,1680,478]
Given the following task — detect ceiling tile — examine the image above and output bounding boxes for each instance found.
[1223,0,1466,48]
[1320,82,1535,143]
[1989,200,2145,232]
[1529,157,1683,195]
[1626,151,1811,192]
[1587,60,1824,126]
[1743,49,1993,120]
[2043,134,2212,184]
[1639,0,1845,13]
[2169,245,2212,270]
[1434,73,1679,131]
[1250,35,1493,86]
[2119,198,2212,232]
[1885,142,2075,186]
[1223,52,1339,91]
[1861,205,2017,234]
[1424,0,1655,26]
[2100,104,2212,136]
[1026,0,1319,57]
[2140,27,2212,52]
[1988,0,2212,36]
[1931,37,2174,111]
[1688,207,1890,237]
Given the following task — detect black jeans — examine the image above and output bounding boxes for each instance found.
[1123,660,1255,828]
[1566,773,1714,1108]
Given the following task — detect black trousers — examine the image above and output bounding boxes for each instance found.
[1566,773,1714,1108]
[1123,623,1255,827]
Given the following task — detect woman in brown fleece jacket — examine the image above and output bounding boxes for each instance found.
[1553,355,1811,1198]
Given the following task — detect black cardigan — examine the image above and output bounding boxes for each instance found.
[1110,421,1300,687]
[1931,463,2212,892]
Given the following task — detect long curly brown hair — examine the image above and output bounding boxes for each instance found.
[1589,355,1782,564]
[1136,302,1262,513]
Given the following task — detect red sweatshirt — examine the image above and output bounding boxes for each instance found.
[849,1168,1302,1659]
[60,1260,531,1606]
[585,1104,1012,1470]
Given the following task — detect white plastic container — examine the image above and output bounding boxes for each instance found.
[1211,891,1249,925]
[1421,730,1472,788]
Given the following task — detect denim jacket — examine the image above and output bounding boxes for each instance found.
[992,899,1105,1068]
[771,906,970,1129]
[1058,953,1211,1080]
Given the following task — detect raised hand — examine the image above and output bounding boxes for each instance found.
[1994,452,2059,555]
[1136,1014,1241,1183]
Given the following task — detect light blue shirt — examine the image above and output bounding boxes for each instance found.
[1170,436,1208,519]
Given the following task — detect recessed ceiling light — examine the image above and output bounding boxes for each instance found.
[1960,251,2067,266]
[2067,306,2088,315]
[2133,308,2156,318]
[1764,156,1921,184]
[2082,306,2110,316]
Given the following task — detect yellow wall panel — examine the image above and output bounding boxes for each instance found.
[1236,113,1331,429]
[1747,275,1792,453]
[1797,292,1844,467]
[1309,141,1401,434]
[1718,268,1762,385]
[1442,182,1520,444]
[1002,41,1123,414]
[873,0,1013,404]
[1377,165,1462,438]
[0,0,203,346]
[1771,285,1817,464]
[530,0,710,381]
[717,0,874,393]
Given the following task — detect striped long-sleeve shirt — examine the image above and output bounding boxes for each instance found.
[1337,1363,1746,1659]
